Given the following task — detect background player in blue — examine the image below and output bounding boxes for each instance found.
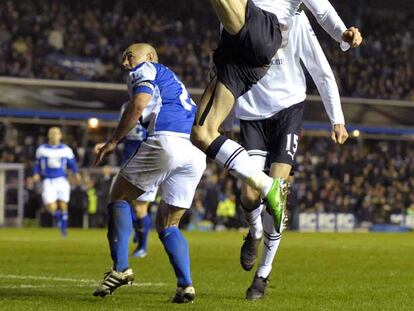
[93,43,206,303]
[119,102,156,258]
[33,127,81,236]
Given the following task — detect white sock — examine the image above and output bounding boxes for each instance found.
[243,204,264,240]
[214,139,273,196]
[256,209,282,278]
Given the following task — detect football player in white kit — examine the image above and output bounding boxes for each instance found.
[190,0,362,234]
[236,9,348,299]
[93,43,206,303]
[33,127,81,236]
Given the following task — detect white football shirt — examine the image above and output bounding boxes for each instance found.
[252,0,350,50]
[236,11,345,125]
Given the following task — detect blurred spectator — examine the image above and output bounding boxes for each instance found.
[0,1,412,99]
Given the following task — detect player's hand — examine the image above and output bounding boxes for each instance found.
[342,27,363,48]
[75,173,82,185]
[331,124,349,144]
[94,141,117,166]
[32,174,41,183]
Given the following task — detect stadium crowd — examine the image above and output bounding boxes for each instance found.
[2,135,413,229]
[0,0,413,100]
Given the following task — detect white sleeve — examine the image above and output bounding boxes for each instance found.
[35,146,42,159]
[127,62,157,95]
[64,146,75,160]
[303,0,350,51]
[298,13,345,125]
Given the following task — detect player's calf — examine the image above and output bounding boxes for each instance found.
[157,202,195,303]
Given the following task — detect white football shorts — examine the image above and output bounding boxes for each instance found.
[120,135,206,209]
[136,187,158,203]
[42,177,71,205]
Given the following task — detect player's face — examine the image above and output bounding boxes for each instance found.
[48,128,62,145]
[122,50,146,71]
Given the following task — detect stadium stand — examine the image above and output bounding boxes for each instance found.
[0,0,413,99]
[2,135,413,229]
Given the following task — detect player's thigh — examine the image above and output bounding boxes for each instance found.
[160,141,206,211]
[131,200,150,218]
[209,0,248,35]
[137,187,157,203]
[155,201,186,233]
[269,102,304,175]
[110,174,144,202]
[192,78,236,149]
[119,137,167,199]
[56,177,71,205]
[42,179,58,207]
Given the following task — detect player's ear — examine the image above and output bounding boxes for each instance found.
[148,52,158,63]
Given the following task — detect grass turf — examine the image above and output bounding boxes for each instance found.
[0,229,413,310]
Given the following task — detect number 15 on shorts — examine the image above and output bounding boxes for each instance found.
[286,134,298,160]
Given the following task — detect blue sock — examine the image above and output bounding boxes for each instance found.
[159,227,192,287]
[54,210,62,228]
[134,215,151,251]
[60,211,68,236]
[107,201,133,272]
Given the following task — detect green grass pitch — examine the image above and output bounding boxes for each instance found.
[0,229,413,310]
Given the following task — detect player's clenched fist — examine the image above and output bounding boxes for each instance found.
[342,27,363,48]
[94,141,117,165]
[331,124,349,145]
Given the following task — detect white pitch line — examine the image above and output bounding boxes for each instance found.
[0,284,93,289]
[0,274,97,283]
[0,274,166,287]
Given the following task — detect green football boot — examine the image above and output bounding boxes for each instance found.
[265,178,289,234]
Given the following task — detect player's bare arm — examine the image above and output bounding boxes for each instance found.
[94,93,151,165]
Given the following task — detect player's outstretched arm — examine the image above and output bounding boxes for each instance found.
[304,0,362,50]
[297,12,348,144]
[94,93,151,165]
